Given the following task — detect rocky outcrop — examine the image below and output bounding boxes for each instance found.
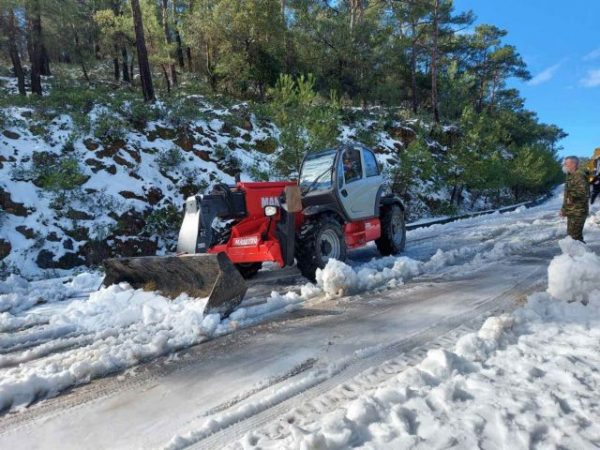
[0,240,11,261]
[2,130,20,140]
[36,250,86,270]
[0,188,30,217]
[16,226,35,239]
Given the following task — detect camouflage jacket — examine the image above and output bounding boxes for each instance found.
[562,171,589,217]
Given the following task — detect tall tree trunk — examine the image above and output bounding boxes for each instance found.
[281,0,291,73]
[27,0,43,96]
[161,64,171,93]
[489,72,499,111]
[205,41,215,90]
[73,28,90,84]
[174,31,185,68]
[40,44,51,75]
[162,0,177,86]
[6,10,26,96]
[122,47,131,82]
[113,49,120,82]
[172,0,185,68]
[130,52,135,84]
[410,30,418,114]
[131,0,155,102]
[475,58,487,113]
[81,62,90,83]
[186,47,192,70]
[431,0,440,123]
[349,0,364,31]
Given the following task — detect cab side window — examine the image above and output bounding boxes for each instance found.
[364,150,379,177]
[343,149,363,184]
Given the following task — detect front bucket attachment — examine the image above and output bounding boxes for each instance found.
[102,253,247,316]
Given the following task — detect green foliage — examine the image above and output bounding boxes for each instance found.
[508,145,563,201]
[93,112,127,142]
[123,101,161,129]
[254,137,278,154]
[185,0,285,96]
[247,161,270,181]
[62,134,76,153]
[23,154,88,192]
[157,147,185,172]
[212,145,229,160]
[143,204,181,239]
[389,134,435,199]
[162,97,209,128]
[269,74,341,177]
[354,127,378,148]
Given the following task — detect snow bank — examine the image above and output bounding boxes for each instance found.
[547,237,600,303]
[316,257,422,297]
[227,238,600,449]
[0,273,102,314]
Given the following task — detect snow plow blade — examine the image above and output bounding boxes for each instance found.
[102,253,247,316]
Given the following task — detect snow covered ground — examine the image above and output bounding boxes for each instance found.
[220,237,600,450]
[0,187,599,449]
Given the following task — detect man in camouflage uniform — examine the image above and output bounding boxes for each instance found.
[560,156,589,242]
[588,147,600,204]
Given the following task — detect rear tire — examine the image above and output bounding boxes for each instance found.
[236,262,262,279]
[376,204,406,256]
[296,215,347,282]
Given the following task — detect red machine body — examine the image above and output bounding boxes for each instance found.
[206,181,382,267]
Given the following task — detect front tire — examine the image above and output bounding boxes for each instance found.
[376,204,406,256]
[296,215,347,282]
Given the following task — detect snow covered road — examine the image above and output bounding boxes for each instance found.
[0,189,599,449]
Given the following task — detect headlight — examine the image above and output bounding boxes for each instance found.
[264,205,278,217]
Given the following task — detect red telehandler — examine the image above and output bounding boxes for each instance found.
[103,144,406,316]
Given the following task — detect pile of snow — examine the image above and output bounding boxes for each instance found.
[316,257,421,297]
[223,237,600,449]
[0,273,101,314]
[547,237,600,303]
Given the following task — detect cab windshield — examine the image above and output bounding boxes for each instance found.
[299,150,336,191]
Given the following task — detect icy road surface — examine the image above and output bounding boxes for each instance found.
[0,188,599,449]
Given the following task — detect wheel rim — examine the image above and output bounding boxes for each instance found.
[391,212,405,246]
[319,229,341,262]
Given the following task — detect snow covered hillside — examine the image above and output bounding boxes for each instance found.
[0,188,599,449]
[0,92,276,278]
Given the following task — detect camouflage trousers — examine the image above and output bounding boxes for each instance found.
[567,214,586,242]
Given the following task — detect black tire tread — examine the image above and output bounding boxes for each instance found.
[296,215,346,282]
[376,204,406,256]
